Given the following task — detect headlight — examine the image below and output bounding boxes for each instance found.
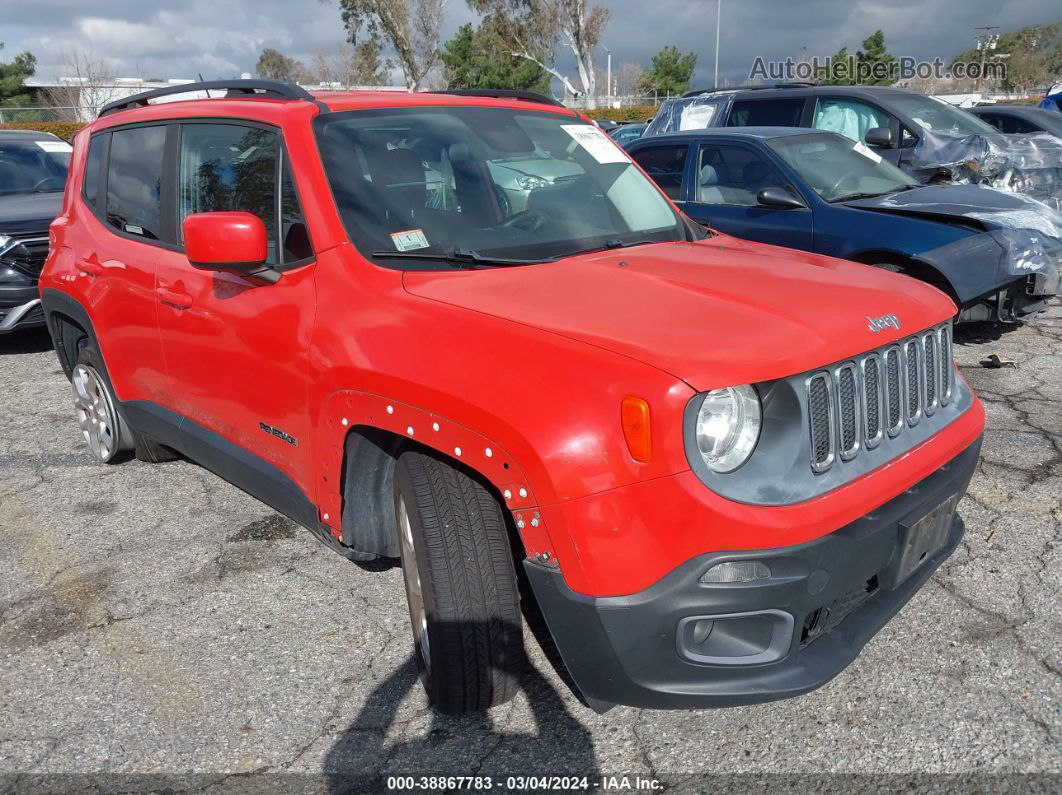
[0,234,12,256]
[694,385,761,473]
[516,175,549,190]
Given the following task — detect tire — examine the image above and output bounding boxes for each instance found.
[70,344,132,464]
[393,450,524,714]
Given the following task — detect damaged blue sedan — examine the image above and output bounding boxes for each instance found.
[628,127,1062,323]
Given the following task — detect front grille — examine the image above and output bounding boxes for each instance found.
[1,233,49,277]
[805,322,953,473]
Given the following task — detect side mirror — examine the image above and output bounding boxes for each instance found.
[757,187,805,210]
[864,127,893,147]
[183,212,279,284]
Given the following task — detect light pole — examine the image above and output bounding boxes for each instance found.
[974,26,1000,94]
[714,0,722,87]
[603,45,612,104]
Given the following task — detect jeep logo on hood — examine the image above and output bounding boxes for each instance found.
[866,313,901,332]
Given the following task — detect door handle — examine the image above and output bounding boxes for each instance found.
[156,286,193,309]
[77,258,103,276]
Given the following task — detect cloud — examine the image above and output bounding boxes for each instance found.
[1,0,1058,87]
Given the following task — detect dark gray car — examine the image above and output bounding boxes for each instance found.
[0,129,70,334]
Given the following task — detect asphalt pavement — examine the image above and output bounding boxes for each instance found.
[1,304,1059,793]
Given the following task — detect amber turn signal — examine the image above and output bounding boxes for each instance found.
[621,396,652,463]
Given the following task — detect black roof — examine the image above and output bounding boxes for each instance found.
[681,83,921,101]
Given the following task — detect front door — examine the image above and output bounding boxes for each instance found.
[154,121,317,491]
[683,141,814,251]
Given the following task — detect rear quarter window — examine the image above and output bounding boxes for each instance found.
[105,125,167,241]
[727,98,806,128]
[83,134,106,208]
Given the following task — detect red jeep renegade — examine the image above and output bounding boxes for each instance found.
[40,81,985,714]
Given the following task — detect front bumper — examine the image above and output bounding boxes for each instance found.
[0,290,44,333]
[526,436,981,711]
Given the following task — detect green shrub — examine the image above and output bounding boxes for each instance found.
[0,120,87,141]
[580,105,660,122]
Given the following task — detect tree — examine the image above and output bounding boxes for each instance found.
[638,46,696,96]
[441,19,550,93]
[39,50,117,121]
[613,62,644,100]
[856,30,896,86]
[817,31,896,85]
[308,39,391,86]
[333,0,446,92]
[467,0,610,108]
[256,48,304,82]
[0,43,37,109]
[951,24,1062,94]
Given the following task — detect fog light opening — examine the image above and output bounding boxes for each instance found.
[700,560,771,584]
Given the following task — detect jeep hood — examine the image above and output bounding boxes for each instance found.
[402,236,955,391]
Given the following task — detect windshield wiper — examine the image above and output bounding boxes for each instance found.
[546,238,662,261]
[829,191,894,203]
[370,247,542,267]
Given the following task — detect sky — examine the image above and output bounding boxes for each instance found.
[2,0,1060,91]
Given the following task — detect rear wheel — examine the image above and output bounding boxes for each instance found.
[71,345,131,464]
[393,451,524,714]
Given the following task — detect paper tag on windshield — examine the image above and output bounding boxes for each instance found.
[391,228,430,252]
[853,141,882,163]
[35,140,73,153]
[561,124,630,164]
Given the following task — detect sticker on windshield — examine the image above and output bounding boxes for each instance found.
[391,228,430,252]
[35,140,73,153]
[853,141,882,164]
[561,124,630,164]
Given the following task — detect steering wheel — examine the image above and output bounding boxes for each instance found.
[823,173,860,199]
[500,208,552,233]
[33,176,64,192]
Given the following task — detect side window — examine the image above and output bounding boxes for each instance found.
[178,124,312,267]
[1000,115,1038,134]
[83,133,106,209]
[630,144,689,200]
[727,98,806,128]
[280,158,313,262]
[695,144,789,207]
[812,98,892,143]
[106,125,166,240]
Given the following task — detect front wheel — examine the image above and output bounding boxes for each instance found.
[393,451,524,714]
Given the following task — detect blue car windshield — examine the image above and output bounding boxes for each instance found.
[0,140,71,196]
[767,132,920,202]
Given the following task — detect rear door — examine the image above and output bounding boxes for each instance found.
[70,124,171,404]
[682,140,813,251]
[153,120,317,488]
[627,142,693,213]
[725,97,808,128]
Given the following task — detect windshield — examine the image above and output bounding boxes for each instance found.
[889,94,998,137]
[0,139,71,196]
[767,132,920,201]
[314,107,685,265]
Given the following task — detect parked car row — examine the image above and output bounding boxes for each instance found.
[630,84,1062,324]
[3,80,1048,719]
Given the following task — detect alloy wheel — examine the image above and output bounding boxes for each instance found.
[72,364,120,463]
[396,494,431,679]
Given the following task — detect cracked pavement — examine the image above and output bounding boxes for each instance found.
[0,304,1060,791]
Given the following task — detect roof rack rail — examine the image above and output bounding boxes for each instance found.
[681,82,817,98]
[98,79,317,117]
[428,89,565,108]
